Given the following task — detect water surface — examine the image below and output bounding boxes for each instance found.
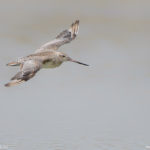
[0,0,150,150]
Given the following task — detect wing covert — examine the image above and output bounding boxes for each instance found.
[35,20,79,53]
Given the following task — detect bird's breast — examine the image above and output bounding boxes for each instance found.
[42,59,62,68]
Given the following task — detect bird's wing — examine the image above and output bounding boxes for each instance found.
[5,60,42,87]
[35,20,79,53]
[20,60,42,76]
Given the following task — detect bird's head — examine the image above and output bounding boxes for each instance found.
[58,52,89,66]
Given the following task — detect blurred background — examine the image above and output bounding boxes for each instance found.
[0,0,150,150]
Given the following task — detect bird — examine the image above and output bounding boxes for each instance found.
[5,20,89,87]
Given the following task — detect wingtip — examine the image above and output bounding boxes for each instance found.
[69,20,80,37]
[71,20,80,27]
[75,20,79,24]
[4,82,14,87]
[4,83,10,87]
[4,79,24,87]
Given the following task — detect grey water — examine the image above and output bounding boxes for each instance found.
[0,0,150,150]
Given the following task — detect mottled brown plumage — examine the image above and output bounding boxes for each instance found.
[5,20,89,87]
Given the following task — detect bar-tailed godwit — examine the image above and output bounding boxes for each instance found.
[5,20,89,87]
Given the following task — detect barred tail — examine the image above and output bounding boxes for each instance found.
[7,61,20,66]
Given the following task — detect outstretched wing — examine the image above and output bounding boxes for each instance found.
[35,20,79,53]
[5,60,42,87]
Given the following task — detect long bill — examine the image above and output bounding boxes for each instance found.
[69,59,89,66]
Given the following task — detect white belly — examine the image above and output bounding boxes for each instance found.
[42,61,62,68]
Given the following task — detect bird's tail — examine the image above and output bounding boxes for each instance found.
[7,61,20,66]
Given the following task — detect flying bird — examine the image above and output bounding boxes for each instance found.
[5,20,89,87]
